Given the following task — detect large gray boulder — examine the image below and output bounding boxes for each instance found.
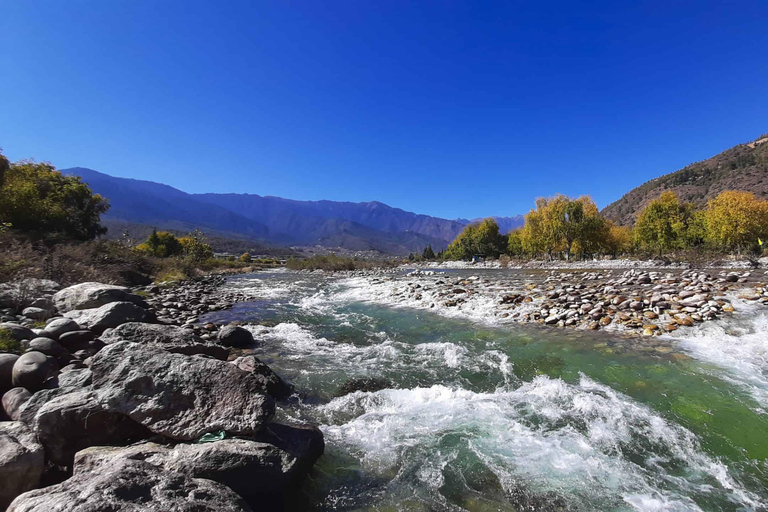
[75,425,324,510]
[0,279,60,309]
[7,458,252,512]
[19,387,151,466]
[217,325,255,348]
[0,422,45,510]
[53,282,148,313]
[12,352,57,391]
[1,353,20,391]
[101,323,228,360]
[2,387,32,421]
[65,302,155,334]
[231,355,293,399]
[91,342,274,440]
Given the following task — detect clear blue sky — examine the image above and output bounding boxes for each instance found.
[1,1,766,220]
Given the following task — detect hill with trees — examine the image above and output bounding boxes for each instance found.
[603,133,768,225]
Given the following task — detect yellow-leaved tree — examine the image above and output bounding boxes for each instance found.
[704,190,768,254]
[633,191,698,256]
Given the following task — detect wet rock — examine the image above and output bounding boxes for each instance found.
[217,325,255,348]
[101,323,228,360]
[65,302,155,334]
[91,342,274,440]
[7,458,252,512]
[12,352,57,391]
[231,355,293,399]
[0,422,45,510]
[52,282,149,313]
[335,376,392,397]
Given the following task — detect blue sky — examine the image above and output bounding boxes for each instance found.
[1,1,766,220]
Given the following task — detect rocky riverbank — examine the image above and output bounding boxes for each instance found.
[347,267,768,336]
[0,277,322,511]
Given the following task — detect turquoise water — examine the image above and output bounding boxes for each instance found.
[201,270,768,511]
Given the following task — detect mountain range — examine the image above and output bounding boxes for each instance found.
[63,168,524,254]
[603,133,768,225]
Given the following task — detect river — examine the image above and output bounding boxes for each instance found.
[200,268,768,511]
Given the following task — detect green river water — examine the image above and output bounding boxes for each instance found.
[200,269,768,511]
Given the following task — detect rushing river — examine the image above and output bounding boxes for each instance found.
[200,269,768,512]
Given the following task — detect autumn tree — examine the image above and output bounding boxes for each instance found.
[137,229,184,257]
[507,228,523,256]
[178,229,214,262]
[704,190,768,254]
[240,252,253,263]
[602,222,633,258]
[633,191,698,256]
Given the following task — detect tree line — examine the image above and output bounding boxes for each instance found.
[440,190,768,261]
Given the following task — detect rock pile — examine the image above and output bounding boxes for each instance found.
[370,268,768,335]
[0,278,322,510]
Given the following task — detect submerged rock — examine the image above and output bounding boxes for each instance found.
[91,342,274,440]
[335,376,393,396]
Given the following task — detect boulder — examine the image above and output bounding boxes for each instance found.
[12,352,57,391]
[19,387,151,466]
[52,282,149,313]
[44,318,80,340]
[0,422,45,510]
[217,325,255,348]
[65,302,155,334]
[7,458,252,512]
[56,330,95,351]
[0,323,35,342]
[2,388,32,421]
[1,353,20,391]
[75,424,323,510]
[0,279,60,309]
[91,342,274,440]
[101,323,228,360]
[231,355,293,399]
[21,307,50,321]
[27,338,73,366]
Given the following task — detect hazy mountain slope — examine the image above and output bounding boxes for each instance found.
[193,193,467,241]
[65,168,271,239]
[64,168,455,254]
[602,134,768,225]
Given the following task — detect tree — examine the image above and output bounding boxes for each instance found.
[704,190,768,254]
[602,222,633,258]
[0,152,9,188]
[633,191,698,256]
[445,218,505,260]
[507,229,523,256]
[138,229,184,257]
[178,229,214,262]
[0,159,109,240]
[240,252,253,263]
[422,245,436,260]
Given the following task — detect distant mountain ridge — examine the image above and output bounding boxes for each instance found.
[603,133,768,225]
[64,168,522,254]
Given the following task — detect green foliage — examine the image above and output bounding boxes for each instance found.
[507,229,523,256]
[445,218,505,260]
[178,229,214,262]
[634,191,700,256]
[0,330,22,353]
[0,157,109,240]
[422,245,436,260]
[138,229,183,258]
[240,252,253,263]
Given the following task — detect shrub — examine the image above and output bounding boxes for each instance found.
[240,252,252,263]
[0,330,21,353]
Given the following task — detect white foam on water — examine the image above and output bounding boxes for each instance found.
[317,375,760,511]
[666,297,768,408]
